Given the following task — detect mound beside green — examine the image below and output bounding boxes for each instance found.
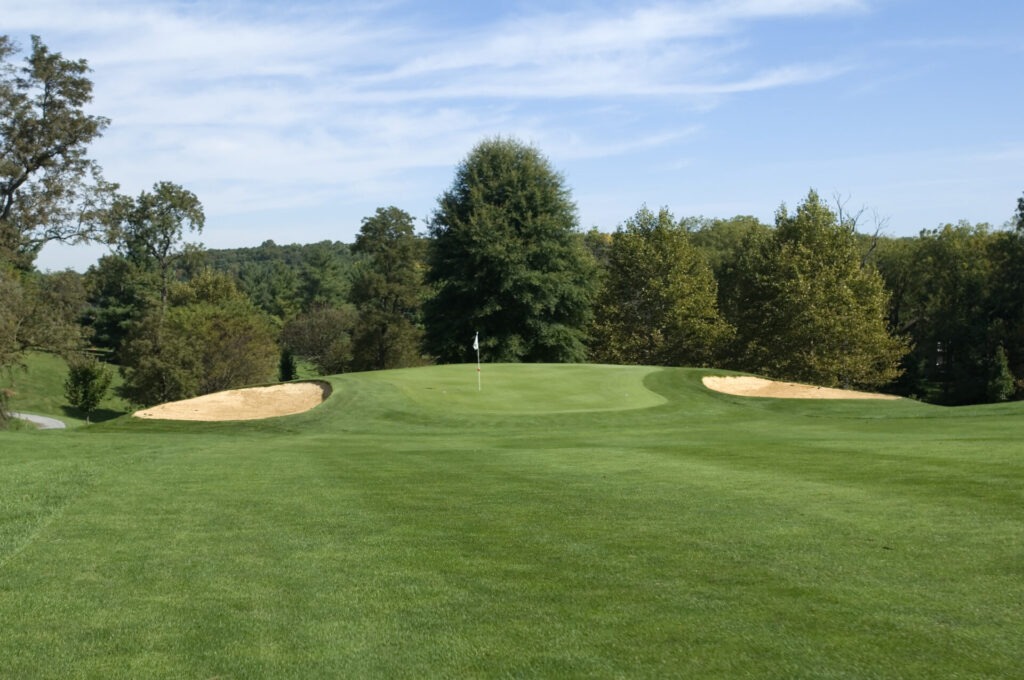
[1,364,1021,678]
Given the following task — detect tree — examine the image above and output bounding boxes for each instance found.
[349,206,426,371]
[870,235,932,396]
[424,137,596,363]
[0,266,89,422]
[64,354,112,422]
[907,222,1003,403]
[0,266,87,369]
[278,347,297,382]
[237,258,300,320]
[0,386,10,428]
[689,215,771,280]
[1,35,115,270]
[83,254,160,361]
[987,345,1015,402]
[104,181,204,307]
[723,190,907,389]
[590,207,732,366]
[297,241,349,311]
[280,305,358,376]
[119,271,278,407]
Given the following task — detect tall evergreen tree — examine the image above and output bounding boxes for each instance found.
[591,207,732,367]
[424,137,596,363]
[297,242,349,311]
[349,206,425,371]
[723,190,907,389]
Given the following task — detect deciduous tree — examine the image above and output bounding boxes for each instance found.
[281,305,358,376]
[0,267,87,368]
[119,271,277,407]
[1,35,115,270]
[104,181,204,307]
[591,207,732,366]
[723,190,907,389]
[64,354,112,422]
[424,137,596,363]
[900,222,1010,403]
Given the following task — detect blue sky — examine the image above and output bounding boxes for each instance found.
[7,0,1022,271]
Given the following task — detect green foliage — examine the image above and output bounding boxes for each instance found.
[987,345,1015,402]
[883,223,1004,403]
[723,190,908,388]
[119,272,278,407]
[581,228,612,268]
[104,181,205,306]
[278,347,297,382]
[0,35,115,270]
[204,240,355,319]
[591,207,732,366]
[83,254,160,360]
[689,214,771,279]
[63,354,112,421]
[349,206,426,371]
[424,137,597,363]
[297,242,350,311]
[0,267,87,370]
[989,220,1024,391]
[0,351,127,426]
[281,304,358,375]
[85,184,205,364]
[0,385,9,427]
[239,259,301,319]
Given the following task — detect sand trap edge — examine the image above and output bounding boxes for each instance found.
[132,381,333,422]
[702,376,900,400]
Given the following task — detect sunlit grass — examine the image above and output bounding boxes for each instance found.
[2,352,129,427]
[1,364,1021,677]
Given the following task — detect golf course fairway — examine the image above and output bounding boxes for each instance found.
[1,363,1021,678]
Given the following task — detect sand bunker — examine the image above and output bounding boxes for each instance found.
[133,381,332,421]
[702,376,900,400]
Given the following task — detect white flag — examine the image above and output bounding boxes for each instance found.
[472,332,479,351]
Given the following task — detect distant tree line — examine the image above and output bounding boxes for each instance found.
[3,36,1023,423]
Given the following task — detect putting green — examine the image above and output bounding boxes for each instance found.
[361,363,668,414]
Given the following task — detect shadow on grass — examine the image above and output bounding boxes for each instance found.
[60,405,130,423]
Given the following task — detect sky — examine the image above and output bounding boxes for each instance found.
[6,0,1022,272]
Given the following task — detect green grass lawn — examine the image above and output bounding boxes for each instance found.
[1,363,1022,678]
[2,352,130,427]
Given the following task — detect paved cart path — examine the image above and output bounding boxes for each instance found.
[10,412,67,430]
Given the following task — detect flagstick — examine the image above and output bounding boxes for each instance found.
[473,331,481,391]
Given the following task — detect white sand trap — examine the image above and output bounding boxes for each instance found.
[133,381,331,421]
[702,376,900,400]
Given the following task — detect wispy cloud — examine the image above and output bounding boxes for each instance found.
[8,0,865,263]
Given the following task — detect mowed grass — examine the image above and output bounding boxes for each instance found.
[2,352,130,427]
[0,364,1022,678]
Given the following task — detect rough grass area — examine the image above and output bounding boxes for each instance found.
[1,364,1022,678]
[2,352,130,427]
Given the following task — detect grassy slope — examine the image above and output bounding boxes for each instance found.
[2,352,130,427]
[0,364,1021,678]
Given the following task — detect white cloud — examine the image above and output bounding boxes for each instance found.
[12,0,868,270]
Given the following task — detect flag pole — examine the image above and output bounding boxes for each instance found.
[474,332,481,391]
